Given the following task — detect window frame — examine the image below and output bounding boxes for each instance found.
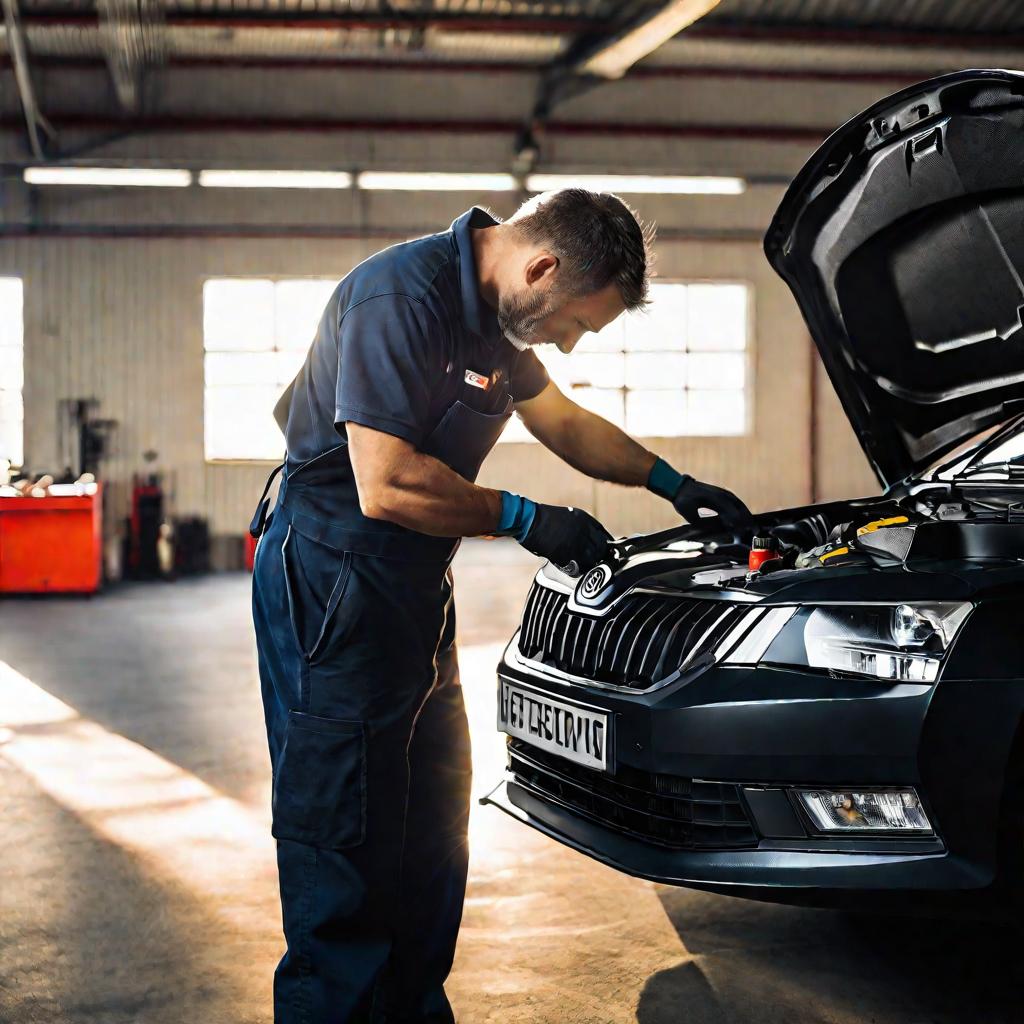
[500,277,753,444]
[202,275,339,464]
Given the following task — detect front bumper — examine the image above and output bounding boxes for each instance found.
[486,638,1004,901]
[483,778,985,898]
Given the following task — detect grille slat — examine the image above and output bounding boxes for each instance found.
[675,603,729,669]
[621,599,671,684]
[653,600,707,679]
[633,600,684,684]
[522,586,543,653]
[535,588,560,656]
[608,596,656,678]
[508,740,757,850]
[518,582,748,689]
[561,613,582,668]
[526,587,545,652]
[578,616,598,677]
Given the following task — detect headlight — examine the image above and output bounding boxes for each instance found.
[720,602,972,680]
[802,603,971,681]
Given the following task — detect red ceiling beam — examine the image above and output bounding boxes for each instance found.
[0,113,830,144]
[688,21,1024,51]
[17,13,593,32]
[0,55,933,84]
[0,223,764,243]
[16,14,1024,49]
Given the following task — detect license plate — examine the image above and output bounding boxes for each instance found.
[498,679,610,772]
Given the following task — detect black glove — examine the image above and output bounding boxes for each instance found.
[672,475,753,531]
[519,504,611,573]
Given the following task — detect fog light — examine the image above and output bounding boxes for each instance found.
[796,788,932,833]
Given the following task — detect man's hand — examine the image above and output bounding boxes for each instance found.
[518,504,611,572]
[671,475,752,530]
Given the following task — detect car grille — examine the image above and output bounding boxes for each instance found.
[508,740,758,850]
[517,582,747,689]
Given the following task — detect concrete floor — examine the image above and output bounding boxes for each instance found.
[2,540,1023,1024]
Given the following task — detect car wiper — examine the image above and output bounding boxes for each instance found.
[951,457,1024,481]
[937,406,1024,478]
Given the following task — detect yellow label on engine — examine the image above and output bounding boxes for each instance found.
[856,516,909,536]
[818,546,850,562]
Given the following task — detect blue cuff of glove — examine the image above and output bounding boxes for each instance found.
[496,491,537,542]
[646,457,686,501]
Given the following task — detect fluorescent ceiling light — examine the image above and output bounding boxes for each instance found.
[526,173,745,195]
[580,0,723,79]
[198,169,353,189]
[357,171,518,191]
[23,166,192,187]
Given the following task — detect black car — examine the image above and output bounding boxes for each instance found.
[484,69,1024,914]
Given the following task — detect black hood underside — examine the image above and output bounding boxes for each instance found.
[766,69,1024,488]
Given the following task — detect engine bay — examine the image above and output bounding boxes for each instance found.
[604,480,1024,593]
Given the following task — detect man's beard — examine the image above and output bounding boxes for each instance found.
[497,286,560,351]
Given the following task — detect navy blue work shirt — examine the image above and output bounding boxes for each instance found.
[275,207,550,464]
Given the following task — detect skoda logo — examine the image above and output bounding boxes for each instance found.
[578,564,612,602]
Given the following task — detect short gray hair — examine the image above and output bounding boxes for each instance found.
[508,188,655,310]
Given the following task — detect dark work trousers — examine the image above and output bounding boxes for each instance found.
[252,505,472,1024]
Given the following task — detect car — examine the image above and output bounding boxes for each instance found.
[482,68,1024,916]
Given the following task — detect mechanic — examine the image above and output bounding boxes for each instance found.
[249,187,751,1024]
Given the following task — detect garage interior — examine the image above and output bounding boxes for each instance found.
[3,2,1024,1022]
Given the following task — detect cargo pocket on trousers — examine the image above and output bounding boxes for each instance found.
[281,523,354,663]
[272,709,367,849]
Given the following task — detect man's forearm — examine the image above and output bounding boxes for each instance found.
[355,440,504,537]
[549,404,657,486]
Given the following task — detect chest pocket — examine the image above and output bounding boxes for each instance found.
[421,387,513,483]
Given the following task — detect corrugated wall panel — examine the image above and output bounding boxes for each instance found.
[0,217,874,563]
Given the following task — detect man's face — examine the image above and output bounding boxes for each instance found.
[498,273,626,354]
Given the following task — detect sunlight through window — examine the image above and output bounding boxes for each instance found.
[502,281,750,442]
[203,277,338,461]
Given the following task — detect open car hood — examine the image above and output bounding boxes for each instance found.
[765,69,1024,488]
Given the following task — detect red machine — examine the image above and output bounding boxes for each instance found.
[0,485,103,594]
[245,531,257,571]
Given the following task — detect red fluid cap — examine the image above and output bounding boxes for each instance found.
[748,536,779,572]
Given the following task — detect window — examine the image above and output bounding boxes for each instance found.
[203,278,338,460]
[0,278,24,466]
[501,281,749,442]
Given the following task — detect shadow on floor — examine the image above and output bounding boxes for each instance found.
[638,888,1023,1024]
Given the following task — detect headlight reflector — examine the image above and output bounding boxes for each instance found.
[796,788,932,833]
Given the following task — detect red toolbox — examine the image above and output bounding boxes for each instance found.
[0,485,103,594]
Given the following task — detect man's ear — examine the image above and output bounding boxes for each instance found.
[524,252,558,287]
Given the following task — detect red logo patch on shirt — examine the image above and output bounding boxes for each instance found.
[464,370,491,391]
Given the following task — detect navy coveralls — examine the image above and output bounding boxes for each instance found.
[250,208,549,1023]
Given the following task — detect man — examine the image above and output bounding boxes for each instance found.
[250,188,750,1024]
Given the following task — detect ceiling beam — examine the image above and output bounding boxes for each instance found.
[0,112,830,145]
[96,0,166,110]
[0,54,938,84]
[577,0,721,80]
[14,12,594,33]
[1,0,56,158]
[12,14,1024,51]
[0,222,766,243]
[515,0,722,175]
